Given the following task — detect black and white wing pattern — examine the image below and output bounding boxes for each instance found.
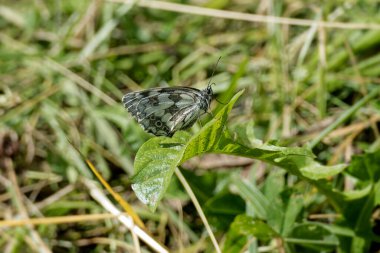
[122,86,213,137]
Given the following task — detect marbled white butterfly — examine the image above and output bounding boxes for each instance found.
[122,58,220,137]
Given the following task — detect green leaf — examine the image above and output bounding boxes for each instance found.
[282,195,304,236]
[214,133,347,211]
[178,169,218,203]
[343,184,376,252]
[223,228,248,253]
[130,132,190,210]
[340,150,380,252]
[263,170,285,207]
[350,236,368,253]
[343,185,372,201]
[204,192,245,215]
[204,192,246,230]
[131,90,244,211]
[231,176,276,220]
[132,85,348,211]
[286,222,339,252]
[263,170,286,232]
[347,150,380,182]
[230,214,279,239]
[214,133,346,180]
[180,89,245,162]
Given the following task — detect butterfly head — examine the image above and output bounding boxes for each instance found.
[205,83,213,96]
[200,84,213,111]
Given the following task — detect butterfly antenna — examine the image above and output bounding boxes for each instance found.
[207,56,221,88]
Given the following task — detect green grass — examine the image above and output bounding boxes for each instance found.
[1,0,380,252]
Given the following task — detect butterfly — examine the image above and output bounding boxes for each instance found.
[122,85,213,137]
[122,58,220,137]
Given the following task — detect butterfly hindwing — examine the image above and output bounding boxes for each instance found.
[122,87,212,136]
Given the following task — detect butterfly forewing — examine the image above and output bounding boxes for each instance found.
[122,87,212,136]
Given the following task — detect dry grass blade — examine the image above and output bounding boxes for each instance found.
[67,140,145,229]
[44,58,117,106]
[83,179,169,253]
[1,160,51,253]
[109,0,380,30]
[0,213,123,227]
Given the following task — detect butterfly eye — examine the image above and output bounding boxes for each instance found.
[207,86,213,95]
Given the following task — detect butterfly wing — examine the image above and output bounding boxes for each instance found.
[122,87,205,136]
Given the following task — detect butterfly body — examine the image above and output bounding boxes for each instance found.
[122,86,212,136]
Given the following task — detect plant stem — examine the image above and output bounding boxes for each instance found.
[175,168,222,253]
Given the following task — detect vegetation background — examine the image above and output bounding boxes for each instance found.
[1,0,380,252]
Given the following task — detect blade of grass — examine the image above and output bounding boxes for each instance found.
[109,0,380,30]
[317,16,327,118]
[68,140,145,229]
[44,58,117,106]
[0,84,60,123]
[309,87,380,149]
[79,1,137,59]
[0,212,127,227]
[85,158,145,229]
